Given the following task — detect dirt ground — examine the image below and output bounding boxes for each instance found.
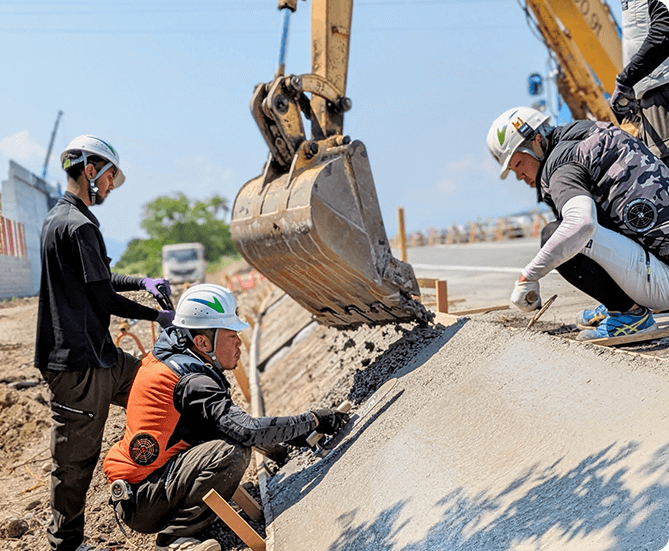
[2,261,668,551]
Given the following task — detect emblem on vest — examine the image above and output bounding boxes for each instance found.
[623,198,658,233]
[129,433,160,465]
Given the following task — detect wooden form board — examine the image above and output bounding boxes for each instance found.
[232,486,263,522]
[450,304,510,316]
[588,315,669,346]
[203,489,265,551]
[415,278,448,313]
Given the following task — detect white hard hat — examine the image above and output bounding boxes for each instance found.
[61,135,125,188]
[486,107,550,179]
[174,284,250,332]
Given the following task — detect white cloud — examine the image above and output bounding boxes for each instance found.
[435,153,488,197]
[0,130,46,167]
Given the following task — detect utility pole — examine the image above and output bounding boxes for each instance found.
[42,110,63,180]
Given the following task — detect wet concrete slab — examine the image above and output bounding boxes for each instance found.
[266,319,669,551]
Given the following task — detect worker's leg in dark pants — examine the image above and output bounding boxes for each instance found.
[541,221,636,312]
[118,440,251,546]
[43,349,141,551]
[639,82,669,167]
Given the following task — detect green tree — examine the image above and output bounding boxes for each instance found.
[114,193,237,276]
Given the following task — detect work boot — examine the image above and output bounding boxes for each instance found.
[576,303,608,329]
[155,537,221,551]
[576,307,657,341]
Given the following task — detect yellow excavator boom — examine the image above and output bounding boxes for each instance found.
[524,0,623,123]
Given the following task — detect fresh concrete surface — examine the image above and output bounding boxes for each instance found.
[267,318,669,551]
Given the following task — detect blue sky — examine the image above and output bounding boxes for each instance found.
[0,0,622,262]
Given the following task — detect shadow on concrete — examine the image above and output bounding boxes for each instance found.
[269,390,405,509]
[321,441,669,551]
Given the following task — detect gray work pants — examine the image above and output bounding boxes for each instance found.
[42,348,141,551]
[115,440,251,547]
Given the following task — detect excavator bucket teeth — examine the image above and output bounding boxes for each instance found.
[230,140,425,327]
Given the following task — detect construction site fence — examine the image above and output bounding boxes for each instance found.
[0,215,28,258]
[392,212,550,249]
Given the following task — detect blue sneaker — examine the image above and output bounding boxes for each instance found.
[576,307,657,341]
[576,304,608,330]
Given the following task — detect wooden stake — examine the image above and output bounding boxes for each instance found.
[436,280,448,313]
[398,208,407,262]
[232,486,263,522]
[231,361,251,403]
[203,489,265,551]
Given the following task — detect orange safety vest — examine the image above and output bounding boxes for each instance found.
[103,352,190,483]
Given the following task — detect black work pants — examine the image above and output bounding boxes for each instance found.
[42,348,141,551]
[116,440,251,547]
[542,221,636,312]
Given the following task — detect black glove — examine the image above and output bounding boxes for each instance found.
[155,309,175,329]
[311,408,349,435]
[610,80,639,123]
[285,434,311,448]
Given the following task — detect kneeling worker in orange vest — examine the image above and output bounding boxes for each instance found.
[103,283,348,551]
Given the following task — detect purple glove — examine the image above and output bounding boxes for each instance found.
[142,277,171,299]
[610,80,639,121]
[155,309,175,329]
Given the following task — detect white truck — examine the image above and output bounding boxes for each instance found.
[162,242,206,284]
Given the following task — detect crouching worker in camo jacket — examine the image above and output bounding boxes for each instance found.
[103,284,348,551]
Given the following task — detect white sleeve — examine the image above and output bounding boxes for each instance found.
[522,195,597,281]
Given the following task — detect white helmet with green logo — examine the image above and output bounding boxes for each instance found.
[486,107,550,179]
[61,135,125,187]
[174,284,250,332]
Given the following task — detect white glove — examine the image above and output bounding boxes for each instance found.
[510,279,541,312]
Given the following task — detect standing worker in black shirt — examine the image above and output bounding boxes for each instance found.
[35,135,175,551]
[611,0,669,165]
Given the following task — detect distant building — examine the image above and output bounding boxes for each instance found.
[0,161,60,300]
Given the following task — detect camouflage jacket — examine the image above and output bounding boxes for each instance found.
[538,120,669,262]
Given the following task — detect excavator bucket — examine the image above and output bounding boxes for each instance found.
[230,139,426,327]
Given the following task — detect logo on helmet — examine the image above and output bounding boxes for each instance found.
[188,296,225,313]
[497,126,507,145]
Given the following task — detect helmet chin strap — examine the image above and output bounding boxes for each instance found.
[207,329,225,371]
[88,161,113,205]
[517,146,541,161]
[68,151,113,206]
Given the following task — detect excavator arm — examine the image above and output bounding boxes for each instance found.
[522,0,623,124]
[230,0,428,328]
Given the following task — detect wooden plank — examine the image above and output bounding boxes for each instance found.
[231,361,251,403]
[588,316,669,346]
[450,304,510,315]
[433,312,459,327]
[416,277,437,289]
[203,489,265,551]
[232,486,263,522]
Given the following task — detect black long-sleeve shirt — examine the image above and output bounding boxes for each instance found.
[35,192,158,372]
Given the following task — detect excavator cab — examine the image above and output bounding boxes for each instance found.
[230,0,426,327]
